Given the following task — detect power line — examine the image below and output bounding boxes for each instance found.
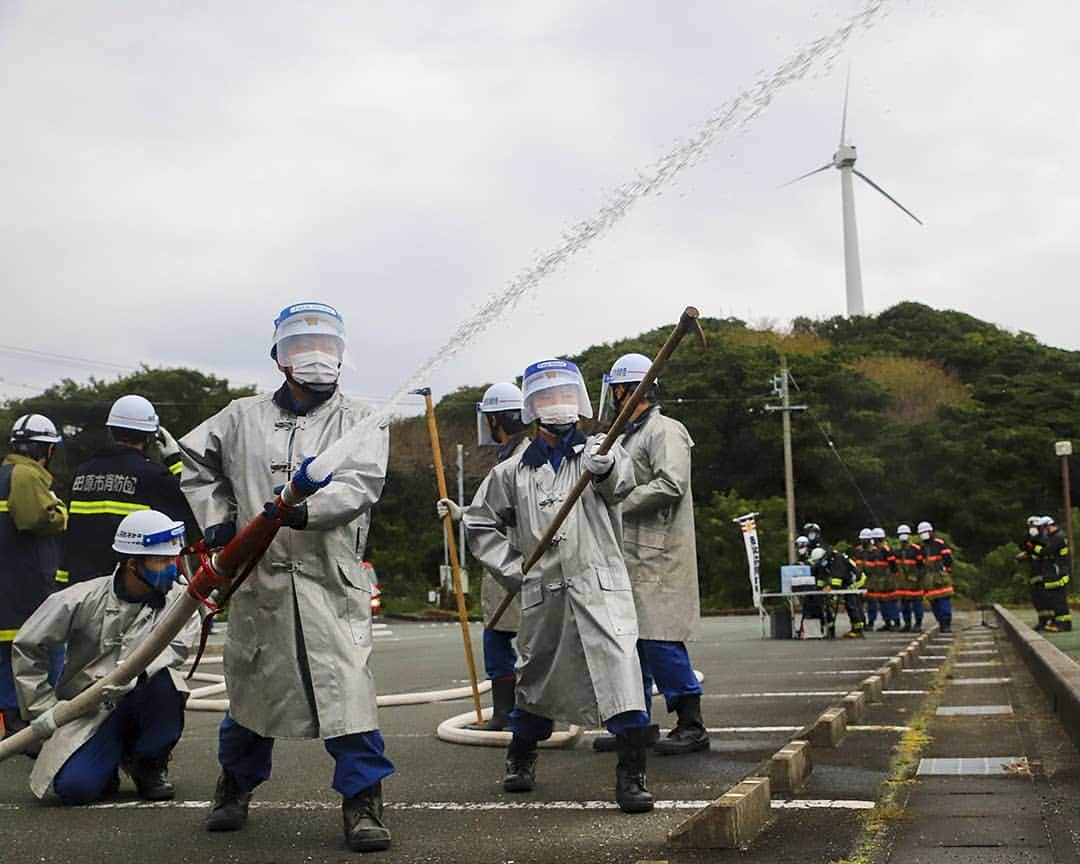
[787,370,881,526]
[0,343,135,372]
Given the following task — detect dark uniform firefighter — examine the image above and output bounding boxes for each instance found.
[1016,516,1052,630]
[0,415,67,742]
[59,394,197,586]
[437,382,531,731]
[918,521,954,633]
[1038,516,1072,633]
[894,524,926,632]
[808,546,865,638]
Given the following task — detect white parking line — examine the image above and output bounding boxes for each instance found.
[0,798,877,812]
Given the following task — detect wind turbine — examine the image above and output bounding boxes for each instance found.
[787,80,922,317]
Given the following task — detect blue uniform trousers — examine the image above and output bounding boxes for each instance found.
[881,597,901,625]
[901,597,924,627]
[865,598,879,626]
[218,713,394,798]
[52,669,185,805]
[637,640,702,714]
[483,628,517,680]
[510,707,649,742]
[930,596,952,626]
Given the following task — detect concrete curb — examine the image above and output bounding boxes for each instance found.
[860,674,883,703]
[808,707,847,747]
[994,604,1080,752]
[767,740,812,794]
[668,776,771,849]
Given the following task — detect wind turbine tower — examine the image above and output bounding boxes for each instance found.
[788,82,922,317]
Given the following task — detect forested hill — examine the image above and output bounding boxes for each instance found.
[3,303,1076,608]
[377,302,1079,607]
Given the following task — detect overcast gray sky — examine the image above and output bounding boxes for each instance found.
[2,1,1076,414]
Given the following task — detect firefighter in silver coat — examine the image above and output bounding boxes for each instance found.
[13,511,198,804]
[592,353,707,756]
[180,302,393,853]
[464,358,655,814]
[437,382,529,731]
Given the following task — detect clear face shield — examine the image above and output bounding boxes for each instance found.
[476,406,498,447]
[520,362,592,426]
[276,332,345,383]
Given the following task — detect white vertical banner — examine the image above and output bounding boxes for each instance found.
[734,512,762,609]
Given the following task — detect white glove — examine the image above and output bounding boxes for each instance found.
[30,701,67,740]
[156,425,181,459]
[582,441,614,476]
[99,679,137,710]
[436,498,463,523]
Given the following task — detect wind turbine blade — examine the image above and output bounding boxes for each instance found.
[781,163,833,187]
[853,169,923,225]
[840,70,850,146]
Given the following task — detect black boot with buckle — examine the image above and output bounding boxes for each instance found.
[343,781,392,853]
[126,750,176,801]
[503,735,538,792]
[206,770,252,832]
[653,694,710,756]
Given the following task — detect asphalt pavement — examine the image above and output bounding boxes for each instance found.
[2,614,1074,863]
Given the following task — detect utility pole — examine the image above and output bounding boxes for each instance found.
[1055,441,1074,561]
[765,356,807,564]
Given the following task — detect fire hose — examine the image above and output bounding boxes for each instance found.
[0,462,325,762]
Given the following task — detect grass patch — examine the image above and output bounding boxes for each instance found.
[828,640,956,864]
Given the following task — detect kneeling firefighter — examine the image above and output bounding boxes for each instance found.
[437,382,531,731]
[12,511,199,804]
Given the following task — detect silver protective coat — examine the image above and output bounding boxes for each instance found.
[480,436,530,632]
[464,435,644,726]
[619,408,700,641]
[13,574,198,799]
[179,391,388,739]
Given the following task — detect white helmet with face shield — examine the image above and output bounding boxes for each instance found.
[476,382,525,447]
[599,352,653,425]
[520,359,592,430]
[271,302,346,392]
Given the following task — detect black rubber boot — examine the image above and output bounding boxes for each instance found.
[614,727,654,813]
[900,622,911,633]
[343,781,392,853]
[126,750,175,801]
[503,735,537,792]
[206,771,252,832]
[653,695,709,756]
[467,676,515,732]
[593,723,658,753]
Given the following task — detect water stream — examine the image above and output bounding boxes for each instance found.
[308,0,892,481]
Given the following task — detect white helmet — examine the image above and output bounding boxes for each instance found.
[476,382,524,446]
[107,394,160,432]
[809,547,828,564]
[520,359,592,426]
[795,535,809,547]
[112,510,186,557]
[897,524,912,537]
[1026,515,1041,526]
[870,527,886,540]
[10,414,62,445]
[599,353,653,425]
[1040,515,1056,527]
[858,528,872,541]
[916,521,933,534]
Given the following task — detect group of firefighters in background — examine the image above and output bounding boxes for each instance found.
[796,520,957,636]
[1016,515,1073,632]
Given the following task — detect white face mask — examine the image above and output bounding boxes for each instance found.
[899,534,910,543]
[538,404,579,426]
[919,531,931,541]
[1029,526,1039,537]
[288,350,340,385]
